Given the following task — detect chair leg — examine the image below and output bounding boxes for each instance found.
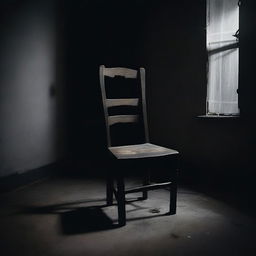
[117,175,126,226]
[142,169,150,200]
[169,170,178,215]
[106,175,114,205]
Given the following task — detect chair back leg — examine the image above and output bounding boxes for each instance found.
[142,169,150,200]
[106,176,114,205]
[169,170,178,214]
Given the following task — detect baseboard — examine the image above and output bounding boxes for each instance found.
[0,163,58,193]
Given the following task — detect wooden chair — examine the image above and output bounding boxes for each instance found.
[99,65,179,226]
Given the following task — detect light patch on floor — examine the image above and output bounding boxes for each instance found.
[0,177,256,256]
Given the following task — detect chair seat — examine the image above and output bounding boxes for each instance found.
[108,143,178,160]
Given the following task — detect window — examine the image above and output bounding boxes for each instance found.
[206,0,240,115]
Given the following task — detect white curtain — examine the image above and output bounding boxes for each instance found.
[207,0,239,115]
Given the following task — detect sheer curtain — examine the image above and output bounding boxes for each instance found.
[207,0,239,115]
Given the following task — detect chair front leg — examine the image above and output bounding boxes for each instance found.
[117,175,126,226]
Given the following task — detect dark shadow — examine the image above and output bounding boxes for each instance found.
[22,198,107,214]
[60,206,116,234]
[20,199,119,233]
[20,196,156,233]
[21,197,146,215]
[22,201,121,233]
[128,212,171,222]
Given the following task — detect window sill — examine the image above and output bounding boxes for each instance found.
[197,114,240,119]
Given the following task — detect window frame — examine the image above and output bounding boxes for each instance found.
[204,0,240,117]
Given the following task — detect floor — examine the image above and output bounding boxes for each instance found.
[0,176,256,256]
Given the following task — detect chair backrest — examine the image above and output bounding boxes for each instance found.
[99,65,149,147]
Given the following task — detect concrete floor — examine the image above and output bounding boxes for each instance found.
[0,176,256,256]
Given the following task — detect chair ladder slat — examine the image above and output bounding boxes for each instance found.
[108,115,139,126]
[106,98,139,108]
[104,67,138,78]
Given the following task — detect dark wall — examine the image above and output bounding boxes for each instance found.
[65,0,147,169]
[66,0,256,192]
[141,0,255,188]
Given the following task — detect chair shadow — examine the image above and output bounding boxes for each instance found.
[21,199,119,234]
[60,206,117,234]
[21,197,168,234]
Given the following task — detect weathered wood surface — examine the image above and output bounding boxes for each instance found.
[108,143,179,159]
